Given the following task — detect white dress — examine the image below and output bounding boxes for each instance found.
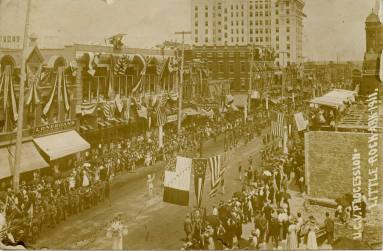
[307,226,318,250]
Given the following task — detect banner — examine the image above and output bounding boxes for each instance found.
[294,112,308,131]
[163,156,192,206]
[192,158,207,208]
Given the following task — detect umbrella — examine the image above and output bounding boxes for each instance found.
[263,170,272,176]
[331,237,371,250]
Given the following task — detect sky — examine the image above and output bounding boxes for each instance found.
[0,0,377,61]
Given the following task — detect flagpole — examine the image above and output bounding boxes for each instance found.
[175,31,191,135]
[13,0,32,192]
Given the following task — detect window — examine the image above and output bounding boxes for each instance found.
[205,21,208,26]
[260,11,263,16]
[287,44,290,50]
[205,37,208,42]
[236,29,239,34]
[195,6,198,11]
[195,29,198,34]
[276,44,279,50]
[205,5,208,10]
[250,29,253,34]
[219,62,224,72]
[229,63,234,73]
[255,21,258,25]
[260,37,263,42]
[195,13,198,18]
[224,25,227,29]
[250,20,253,25]
[224,8,227,13]
[236,21,239,26]
[256,37,259,42]
[286,18,290,24]
[241,29,244,34]
[236,37,239,42]
[250,37,253,42]
[231,12,233,17]
[241,62,246,72]
[12,36,15,42]
[242,37,244,42]
[255,28,258,34]
[260,20,263,25]
[260,29,263,34]
[276,35,279,41]
[276,27,279,32]
[287,27,290,32]
[225,33,228,38]
[287,36,290,41]
[275,19,279,24]
[250,12,253,17]
[265,37,268,42]
[231,5,233,10]
[7,36,10,42]
[195,38,198,43]
[205,12,208,18]
[276,10,279,15]
[195,21,198,26]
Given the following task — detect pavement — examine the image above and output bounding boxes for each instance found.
[34,134,263,249]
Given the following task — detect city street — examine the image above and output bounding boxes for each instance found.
[35,135,263,249]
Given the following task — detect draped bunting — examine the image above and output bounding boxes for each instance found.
[26,66,41,106]
[132,54,147,93]
[43,67,70,115]
[113,55,129,75]
[0,65,18,122]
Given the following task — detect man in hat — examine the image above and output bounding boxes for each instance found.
[184,213,193,241]
[324,212,334,245]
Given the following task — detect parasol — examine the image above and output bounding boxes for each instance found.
[263,170,272,176]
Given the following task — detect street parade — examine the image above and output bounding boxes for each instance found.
[0,0,382,250]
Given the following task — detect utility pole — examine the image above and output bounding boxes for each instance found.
[279,51,288,101]
[174,31,191,135]
[248,44,254,114]
[13,0,32,192]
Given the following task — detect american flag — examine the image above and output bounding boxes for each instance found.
[208,155,225,198]
[271,111,285,137]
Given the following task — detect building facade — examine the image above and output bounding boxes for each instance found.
[361,8,383,96]
[191,0,305,66]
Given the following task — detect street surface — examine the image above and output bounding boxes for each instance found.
[35,135,263,249]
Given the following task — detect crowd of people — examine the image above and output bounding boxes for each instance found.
[181,109,336,250]
[0,112,258,247]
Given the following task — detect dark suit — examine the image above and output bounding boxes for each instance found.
[324,217,334,244]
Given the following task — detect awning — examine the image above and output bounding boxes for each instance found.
[0,142,49,179]
[33,130,90,161]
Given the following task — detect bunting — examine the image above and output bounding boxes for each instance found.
[0,65,18,123]
[43,67,70,115]
[26,66,41,106]
[132,54,147,93]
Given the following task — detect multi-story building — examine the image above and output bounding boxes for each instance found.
[191,0,305,66]
[361,5,383,96]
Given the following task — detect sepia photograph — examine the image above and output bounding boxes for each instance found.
[0,0,382,249]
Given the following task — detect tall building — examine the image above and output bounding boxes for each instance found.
[361,2,383,96]
[191,0,305,66]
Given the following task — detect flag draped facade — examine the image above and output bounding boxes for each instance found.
[192,158,207,208]
[163,156,192,206]
[208,155,225,198]
[26,66,41,106]
[132,54,147,93]
[0,66,18,123]
[43,67,70,115]
[271,111,285,137]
